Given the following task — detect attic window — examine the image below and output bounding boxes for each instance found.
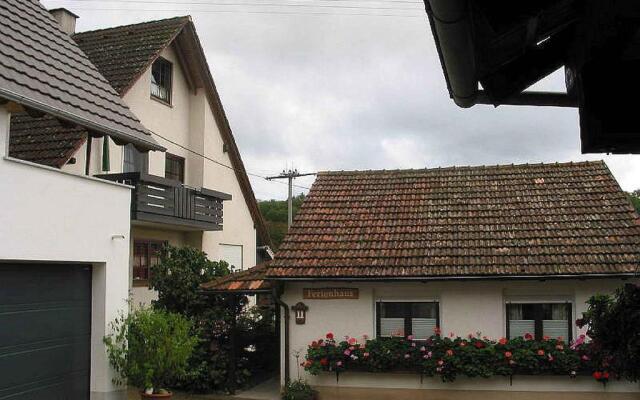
[151,57,172,104]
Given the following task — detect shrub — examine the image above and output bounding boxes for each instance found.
[303,332,604,383]
[578,283,640,382]
[103,308,198,393]
[282,379,316,400]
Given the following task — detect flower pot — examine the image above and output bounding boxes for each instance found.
[140,391,172,399]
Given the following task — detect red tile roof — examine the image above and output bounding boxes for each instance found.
[268,161,640,279]
[201,263,272,292]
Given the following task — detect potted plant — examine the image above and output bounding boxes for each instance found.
[282,379,318,400]
[104,307,198,399]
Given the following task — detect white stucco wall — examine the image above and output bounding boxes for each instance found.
[117,43,256,303]
[0,107,132,400]
[281,279,639,393]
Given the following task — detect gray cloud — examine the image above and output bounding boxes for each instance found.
[44,1,640,199]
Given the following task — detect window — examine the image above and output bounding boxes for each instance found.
[132,240,165,286]
[506,302,571,341]
[151,57,172,103]
[123,143,148,173]
[220,244,243,271]
[376,301,439,340]
[165,153,185,182]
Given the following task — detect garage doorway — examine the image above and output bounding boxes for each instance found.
[0,263,91,399]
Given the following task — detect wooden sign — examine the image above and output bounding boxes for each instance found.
[303,288,359,300]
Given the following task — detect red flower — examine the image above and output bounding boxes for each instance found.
[504,351,513,359]
[537,349,545,356]
[320,358,329,366]
[603,372,610,380]
[459,341,467,347]
[592,371,603,381]
[543,335,550,341]
[326,332,334,340]
[311,341,318,348]
[498,337,508,345]
[524,333,534,340]
[474,341,485,349]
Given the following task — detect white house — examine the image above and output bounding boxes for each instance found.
[0,1,163,399]
[207,161,640,399]
[9,12,272,306]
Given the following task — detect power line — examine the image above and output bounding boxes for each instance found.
[47,5,426,18]
[54,0,423,10]
[266,169,317,226]
[149,129,312,190]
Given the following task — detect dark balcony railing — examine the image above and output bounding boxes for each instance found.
[97,172,231,231]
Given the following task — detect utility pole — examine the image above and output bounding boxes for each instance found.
[266,169,316,227]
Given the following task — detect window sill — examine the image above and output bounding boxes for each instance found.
[132,279,150,288]
[150,95,173,107]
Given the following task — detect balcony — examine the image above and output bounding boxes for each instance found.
[97,172,231,231]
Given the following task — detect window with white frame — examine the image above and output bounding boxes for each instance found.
[506,301,572,341]
[220,244,243,271]
[376,301,439,340]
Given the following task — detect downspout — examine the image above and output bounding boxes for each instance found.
[272,285,290,383]
[425,0,478,108]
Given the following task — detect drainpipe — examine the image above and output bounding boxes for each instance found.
[272,286,290,383]
[425,0,478,108]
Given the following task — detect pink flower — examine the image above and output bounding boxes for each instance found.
[427,351,433,358]
[467,333,474,339]
[326,332,334,340]
[343,349,351,356]
[404,354,411,359]
[459,341,467,347]
[349,346,355,351]
[498,337,508,345]
[537,349,545,356]
[524,333,534,341]
[362,334,369,341]
[407,335,415,341]
[581,355,590,361]
[548,354,555,362]
[348,337,357,345]
[543,335,550,341]
[555,344,564,351]
[363,352,370,358]
[446,349,454,356]
[437,359,444,366]
[504,351,512,359]
[571,334,586,350]
[336,361,343,367]
[420,346,426,352]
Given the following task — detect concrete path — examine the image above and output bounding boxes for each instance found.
[127,377,280,400]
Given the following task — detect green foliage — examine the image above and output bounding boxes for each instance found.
[103,308,198,392]
[578,284,640,382]
[258,193,305,250]
[628,190,640,213]
[150,245,230,317]
[282,379,316,400]
[303,333,605,383]
[149,245,278,393]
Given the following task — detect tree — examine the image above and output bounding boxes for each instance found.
[258,193,306,250]
[628,190,640,213]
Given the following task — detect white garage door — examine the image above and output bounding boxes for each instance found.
[220,244,243,271]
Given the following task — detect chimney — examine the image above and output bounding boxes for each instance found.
[49,8,78,35]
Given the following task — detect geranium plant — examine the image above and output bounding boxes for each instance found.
[303,330,611,383]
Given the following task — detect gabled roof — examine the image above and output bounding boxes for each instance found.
[200,263,272,293]
[8,15,271,246]
[268,161,640,279]
[0,0,161,151]
[72,16,190,95]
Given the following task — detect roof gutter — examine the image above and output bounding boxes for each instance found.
[268,273,638,282]
[425,0,478,108]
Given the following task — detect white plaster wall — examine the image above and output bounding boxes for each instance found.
[281,279,638,393]
[0,107,132,400]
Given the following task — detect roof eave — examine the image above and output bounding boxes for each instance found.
[267,273,638,282]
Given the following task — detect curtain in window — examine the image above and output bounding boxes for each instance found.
[412,318,437,340]
[380,318,404,337]
[543,304,569,339]
[508,304,535,339]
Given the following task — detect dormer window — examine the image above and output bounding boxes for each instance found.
[151,57,172,104]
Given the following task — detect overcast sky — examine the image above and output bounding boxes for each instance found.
[44,0,640,200]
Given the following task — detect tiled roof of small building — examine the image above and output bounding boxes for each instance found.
[268,161,640,279]
[201,263,272,293]
[0,0,161,151]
